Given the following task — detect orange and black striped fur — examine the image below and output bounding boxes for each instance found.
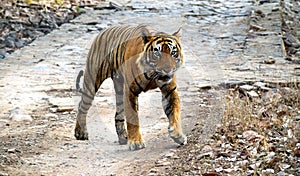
[75,25,187,150]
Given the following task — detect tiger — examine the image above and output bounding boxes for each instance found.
[75,24,187,150]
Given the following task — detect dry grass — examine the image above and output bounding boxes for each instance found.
[222,82,300,142]
[158,82,300,175]
[217,82,300,174]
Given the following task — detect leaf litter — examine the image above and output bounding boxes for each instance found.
[147,82,300,175]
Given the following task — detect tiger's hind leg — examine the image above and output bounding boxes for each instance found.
[75,81,94,140]
[75,67,106,140]
[113,74,128,145]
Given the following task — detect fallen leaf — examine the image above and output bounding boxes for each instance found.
[202,172,222,176]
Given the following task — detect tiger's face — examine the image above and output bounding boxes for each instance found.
[142,29,184,84]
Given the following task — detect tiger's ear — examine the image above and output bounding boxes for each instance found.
[173,27,182,38]
[141,28,152,44]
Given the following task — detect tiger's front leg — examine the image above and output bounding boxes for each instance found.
[160,81,187,145]
[124,87,145,150]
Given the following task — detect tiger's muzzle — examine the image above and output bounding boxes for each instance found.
[156,69,175,83]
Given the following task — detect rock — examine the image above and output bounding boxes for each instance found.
[0,49,6,59]
[247,90,259,98]
[56,107,74,112]
[259,0,271,4]
[7,148,16,153]
[253,82,266,88]
[15,40,26,48]
[197,151,214,159]
[284,33,300,48]
[4,38,15,48]
[155,159,171,167]
[295,49,300,57]
[262,169,274,174]
[253,82,271,91]
[109,1,123,11]
[250,24,267,31]
[45,113,58,120]
[165,152,174,158]
[24,29,45,38]
[69,155,77,159]
[87,27,99,32]
[255,9,265,18]
[9,107,33,122]
[49,108,57,113]
[201,145,213,153]
[240,85,254,91]
[242,130,260,140]
[264,57,276,64]
[221,80,247,88]
[29,13,43,26]
[279,163,291,170]
[149,168,158,173]
[0,172,9,176]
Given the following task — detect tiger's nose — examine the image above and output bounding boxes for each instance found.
[162,68,173,76]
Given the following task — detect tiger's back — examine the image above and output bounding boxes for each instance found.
[85,25,151,79]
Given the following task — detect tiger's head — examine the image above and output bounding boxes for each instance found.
[140,28,184,84]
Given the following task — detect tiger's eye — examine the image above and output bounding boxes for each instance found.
[171,50,177,56]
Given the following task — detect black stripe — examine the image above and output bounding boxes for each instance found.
[106,60,111,79]
[80,103,90,113]
[160,84,168,90]
[94,33,105,72]
[143,72,151,80]
[145,43,153,54]
[131,67,143,92]
[98,61,105,79]
[109,47,114,78]
[81,89,94,101]
[115,119,125,122]
[78,110,88,115]
[114,45,120,70]
[115,108,124,116]
[164,86,177,99]
[130,88,139,97]
[164,39,173,43]
[81,97,93,106]
[164,103,173,117]
[152,36,160,41]
[83,78,95,98]
[116,101,123,106]
[85,58,96,92]
[144,80,153,91]
[95,63,103,93]
[99,27,114,71]
[134,78,143,92]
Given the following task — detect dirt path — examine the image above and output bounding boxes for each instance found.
[1,0,299,175]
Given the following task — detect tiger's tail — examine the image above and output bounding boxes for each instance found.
[76,70,84,93]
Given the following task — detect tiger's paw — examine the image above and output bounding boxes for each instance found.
[128,140,146,151]
[116,125,128,145]
[74,125,88,140]
[118,135,128,145]
[168,127,187,145]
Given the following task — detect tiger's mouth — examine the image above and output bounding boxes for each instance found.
[157,75,173,82]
